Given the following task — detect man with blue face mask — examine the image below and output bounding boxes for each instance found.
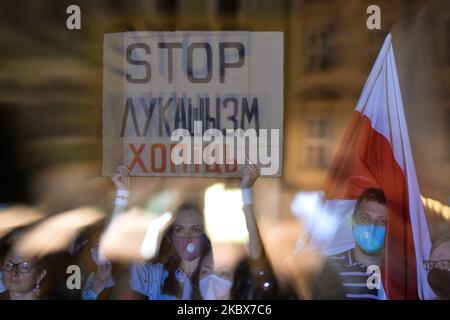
[312,188,388,300]
[351,189,387,267]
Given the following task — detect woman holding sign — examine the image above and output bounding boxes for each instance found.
[128,202,215,300]
[112,164,277,300]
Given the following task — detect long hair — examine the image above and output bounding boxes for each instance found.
[159,202,212,300]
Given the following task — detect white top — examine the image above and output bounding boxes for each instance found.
[129,262,193,300]
[81,272,115,300]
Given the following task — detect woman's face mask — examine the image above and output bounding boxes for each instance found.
[171,234,206,261]
[353,224,386,254]
[200,274,232,300]
[171,209,206,261]
[428,269,450,299]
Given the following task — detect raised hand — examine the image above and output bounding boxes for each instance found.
[240,164,260,189]
[111,165,130,191]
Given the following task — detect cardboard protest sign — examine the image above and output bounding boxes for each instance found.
[103,31,283,176]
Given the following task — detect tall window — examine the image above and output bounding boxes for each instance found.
[368,30,387,69]
[447,107,450,161]
[447,19,450,64]
[156,0,178,15]
[217,0,239,16]
[305,118,331,168]
[216,0,240,30]
[307,31,331,71]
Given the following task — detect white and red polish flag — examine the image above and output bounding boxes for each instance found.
[294,34,435,299]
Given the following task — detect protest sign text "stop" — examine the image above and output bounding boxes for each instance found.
[126,42,245,84]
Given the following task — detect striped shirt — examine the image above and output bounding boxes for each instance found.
[328,248,385,300]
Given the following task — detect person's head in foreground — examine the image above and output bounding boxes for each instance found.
[352,188,387,261]
[1,246,47,300]
[160,202,214,299]
[425,233,450,299]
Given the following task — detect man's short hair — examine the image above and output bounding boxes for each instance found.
[353,188,386,217]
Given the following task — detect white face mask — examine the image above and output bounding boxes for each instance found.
[199,274,232,300]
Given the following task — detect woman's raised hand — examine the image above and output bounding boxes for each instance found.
[111,165,130,191]
[240,164,260,189]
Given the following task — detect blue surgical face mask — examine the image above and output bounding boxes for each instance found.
[352,224,386,254]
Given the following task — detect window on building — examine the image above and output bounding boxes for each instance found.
[43,1,66,25]
[216,0,240,30]
[447,107,450,161]
[447,19,450,64]
[156,0,178,15]
[106,1,128,15]
[368,30,387,69]
[307,31,332,72]
[308,118,328,138]
[217,0,239,16]
[305,118,331,168]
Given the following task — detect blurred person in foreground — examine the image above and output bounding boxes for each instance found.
[230,165,296,300]
[77,167,131,300]
[424,233,450,299]
[312,188,388,300]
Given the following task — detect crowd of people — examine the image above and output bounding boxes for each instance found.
[0,164,449,300]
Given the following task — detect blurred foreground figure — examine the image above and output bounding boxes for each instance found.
[231,165,295,300]
[425,233,450,299]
